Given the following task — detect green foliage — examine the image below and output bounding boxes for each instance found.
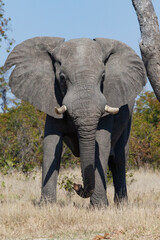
[129,92,160,169]
[0,0,14,51]
[107,168,113,183]
[1,180,6,188]
[58,174,75,198]
[0,0,15,112]
[0,102,45,173]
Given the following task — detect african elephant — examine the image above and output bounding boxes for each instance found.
[4,37,146,207]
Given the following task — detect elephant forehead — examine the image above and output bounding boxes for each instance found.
[56,39,103,64]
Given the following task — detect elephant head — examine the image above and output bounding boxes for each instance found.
[4,37,146,198]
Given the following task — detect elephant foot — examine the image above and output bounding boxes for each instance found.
[89,201,108,209]
[114,190,128,207]
[40,195,57,205]
[90,196,109,209]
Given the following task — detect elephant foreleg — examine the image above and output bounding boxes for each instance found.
[90,116,113,207]
[41,115,63,203]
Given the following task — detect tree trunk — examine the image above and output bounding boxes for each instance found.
[132,0,160,101]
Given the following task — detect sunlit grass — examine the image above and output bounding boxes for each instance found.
[0,168,160,240]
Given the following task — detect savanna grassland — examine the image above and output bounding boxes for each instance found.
[0,167,160,240]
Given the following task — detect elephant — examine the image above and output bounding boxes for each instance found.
[4,37,146,207]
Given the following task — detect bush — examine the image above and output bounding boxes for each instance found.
[129,92,160,169]
[0,102,45,172]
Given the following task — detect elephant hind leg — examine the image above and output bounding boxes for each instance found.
[108,153,128,205]
[109,119,131,204]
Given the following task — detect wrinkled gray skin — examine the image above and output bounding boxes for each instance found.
[4,37,146,207]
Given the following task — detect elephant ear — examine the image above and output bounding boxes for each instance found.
[4,37,65,118]
[95,38,147,109]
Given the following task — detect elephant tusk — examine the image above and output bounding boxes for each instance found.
[55,105,67,114]
[105,105,119,114]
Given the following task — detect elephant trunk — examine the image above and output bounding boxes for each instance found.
[73,117,99,198]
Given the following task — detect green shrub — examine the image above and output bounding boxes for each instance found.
[58,174,75,198]
[129,92,160,169]
[0,102,45,172]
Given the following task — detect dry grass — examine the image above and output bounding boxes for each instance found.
[0,168,160,240]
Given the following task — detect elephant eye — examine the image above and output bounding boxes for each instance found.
[100,72,105,93]
[59,73,67,95]
[59,73,66,82]
[101,72,105,82]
